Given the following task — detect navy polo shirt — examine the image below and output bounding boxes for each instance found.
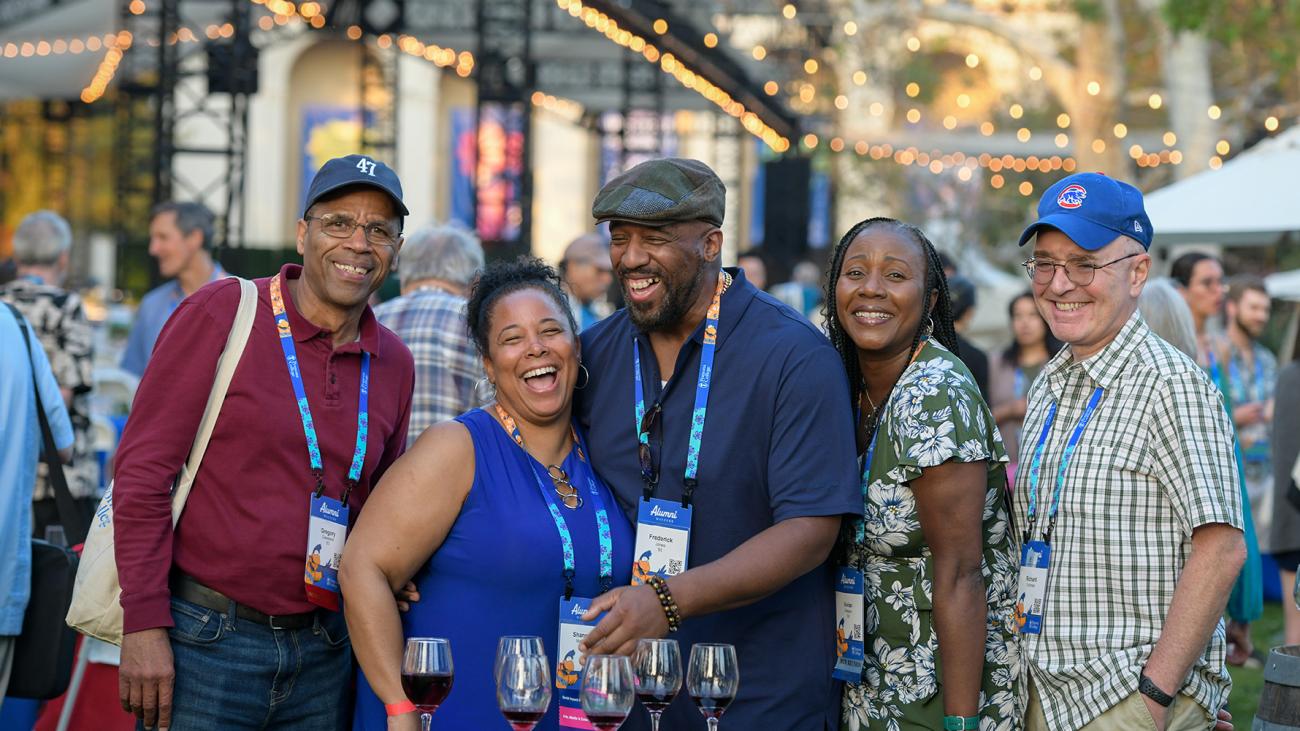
[577,268,861,730]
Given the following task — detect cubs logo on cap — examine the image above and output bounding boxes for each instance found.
[1057,184,1087,209]
[1016,172,1153,251]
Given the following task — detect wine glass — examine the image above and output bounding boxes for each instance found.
[401,637,454,731]
[687,643,739,730]
[579,654,635,731]
[632,639,682,731]
[495,635,545,681]
[496,653,552,731]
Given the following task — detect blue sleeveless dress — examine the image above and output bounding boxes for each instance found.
[353,408,634,730]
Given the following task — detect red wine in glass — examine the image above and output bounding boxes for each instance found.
[502,708,545,730]
[584,710,629,730]
[690,693,733,719]
[401,672,454,711]
[635,690,674,714]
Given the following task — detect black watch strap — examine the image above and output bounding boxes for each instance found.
[1139,672,1175,707]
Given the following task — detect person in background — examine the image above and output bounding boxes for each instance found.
[374,224,485,447]
[1141,277,1264,665]
[947,274,990,400]
[559,233,614,331]
[988,290,1063,469]
[826,217,1022,731]
[0,211,98,539]
[1174,257,1266,666]
[113,154,414,730]
[1017,173,1242,730]
[770,259,826,327]
[1222,276,1276,548]
[737,249,768,291]
[0,258,16,286]
[343,258,634,730]
[0,303,74,710]
[1138,278,1199,359]
[1170,251,1226,365]
[120,201,226,377]
[1271,350,1300,646]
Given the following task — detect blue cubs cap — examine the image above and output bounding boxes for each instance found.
[1017,172,1152,251]
[303,154,409,217]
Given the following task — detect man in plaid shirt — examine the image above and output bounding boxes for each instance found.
[1014,173,1244,731]
[374,224,484,447]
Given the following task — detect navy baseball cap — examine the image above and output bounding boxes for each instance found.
[303,154,409,217]
[1017,172,1152,251]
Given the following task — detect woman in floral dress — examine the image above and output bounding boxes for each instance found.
[823,218,1023,731]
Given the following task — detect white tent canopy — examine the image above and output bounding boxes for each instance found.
[1145,125,1300,246]
[1267,268,1300,302]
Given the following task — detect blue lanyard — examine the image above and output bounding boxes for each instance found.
[495,404,615,599]
[270,274,371,502]
[1014,368,1026,399]
[848,338,928,546]
[632,271,729,507]
[1227,352,1266,404]
[1023,386,1104,543]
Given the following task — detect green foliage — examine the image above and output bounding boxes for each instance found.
[1161,0,1300,71]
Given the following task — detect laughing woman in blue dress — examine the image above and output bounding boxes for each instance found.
[341,258,633,730]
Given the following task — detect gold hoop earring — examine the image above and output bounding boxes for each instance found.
[575,363,590,390]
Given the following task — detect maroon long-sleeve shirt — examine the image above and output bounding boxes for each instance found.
[113,264,414,633]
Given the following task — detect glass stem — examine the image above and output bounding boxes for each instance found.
[706,719,719,731]
[649,711,662,731]
[420,712,432,731]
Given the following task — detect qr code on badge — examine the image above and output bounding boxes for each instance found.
[667,558,683,574]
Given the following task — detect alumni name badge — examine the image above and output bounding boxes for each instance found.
[631,498,693,585]
[304,494,349,611]
[557,597,601,729]
[1014,540,1052,634]
[832,566,866,681]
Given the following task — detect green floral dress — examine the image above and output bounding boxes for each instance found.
[840,341,1024,731]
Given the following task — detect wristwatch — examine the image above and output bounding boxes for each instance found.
[1138,672,1175,707]
[943,716,980,730]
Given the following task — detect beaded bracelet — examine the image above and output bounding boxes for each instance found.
[645,575,682,632]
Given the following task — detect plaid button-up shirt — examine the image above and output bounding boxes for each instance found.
[1014,311,1242,728]
[374,287,483,448]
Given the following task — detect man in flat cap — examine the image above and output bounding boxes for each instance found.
[576,158,860,729]
[114,154,414,729]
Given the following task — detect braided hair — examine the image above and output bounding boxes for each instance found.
[821,217,960,410]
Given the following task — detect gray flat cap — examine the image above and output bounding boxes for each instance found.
[592,158,726,227]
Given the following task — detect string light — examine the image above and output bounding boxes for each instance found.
[843,21,858,36]
[852,70,867,85]
[556,0,789,151]
[965,54,979,68]
[80,31,132,103]
[702,32,717,48]
[782,3,796,20]
[1207,105,1221,120]
[751,45,766,60]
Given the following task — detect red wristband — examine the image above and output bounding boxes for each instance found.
[385,699,417,716]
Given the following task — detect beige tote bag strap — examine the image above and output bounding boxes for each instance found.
[169,277,259,526]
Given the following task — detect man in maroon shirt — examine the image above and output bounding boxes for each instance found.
[113,154,415,730]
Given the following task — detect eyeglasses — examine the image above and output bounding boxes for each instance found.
[1022,252,1142,286]
[638,403,662,488]
[305,214,401,248]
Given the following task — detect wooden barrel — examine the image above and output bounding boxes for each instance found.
[1255,645,1300,730]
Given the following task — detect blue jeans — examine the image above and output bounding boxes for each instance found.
[142,596,352,730]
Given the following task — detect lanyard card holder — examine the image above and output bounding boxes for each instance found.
[557,597,600,729]
[631,498,693,585]
[1014,540,1051,635]
[832,566,866,681]
[304,494,349,611]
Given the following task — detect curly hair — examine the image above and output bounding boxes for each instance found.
[464,256,578,358]
[821,217,959,410]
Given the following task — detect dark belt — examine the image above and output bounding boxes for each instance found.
[170,574,318,631]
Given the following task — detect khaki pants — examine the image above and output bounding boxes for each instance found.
[1026,679,1212,730]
